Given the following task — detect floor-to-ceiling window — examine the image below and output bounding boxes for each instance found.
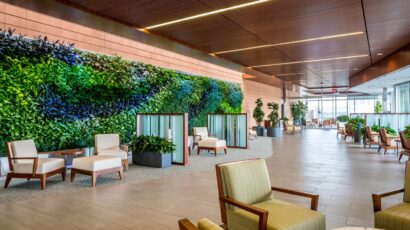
[396,81,410,112]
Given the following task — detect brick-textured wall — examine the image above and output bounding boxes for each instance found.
[0,2,286,126]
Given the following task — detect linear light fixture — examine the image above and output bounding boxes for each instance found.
[250,54,369,68]
[276,73,303,76]
[143,0,270,30]
[211,32,364,55]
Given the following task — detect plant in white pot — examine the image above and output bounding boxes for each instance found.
[130,135,176,168]
[267,102,280,137]
[253,98,265,136]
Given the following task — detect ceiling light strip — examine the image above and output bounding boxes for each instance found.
[212,31,364,54]
[250,54,369,68]
[144,0,270,30]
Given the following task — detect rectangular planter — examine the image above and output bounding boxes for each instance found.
[132,151,172,168]
[0,157,9,176]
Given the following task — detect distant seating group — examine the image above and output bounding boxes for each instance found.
[193,127,227,157]
[283,120,302,134]
[4,134,128,189]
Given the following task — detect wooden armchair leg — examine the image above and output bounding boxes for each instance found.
[40,175,46,190]
[61,170,66,181]
[92,173,97,187]
[71,169,76,182]
[4,174,12,188]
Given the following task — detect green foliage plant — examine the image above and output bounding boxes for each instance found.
[374,101,382,113]
[129,135,176,154]
[404,125,410,138]
[347,116,365,131]
[290,101,308,122]
[253,98,265,126]
[267,102,280,127]
[336,115,349,122]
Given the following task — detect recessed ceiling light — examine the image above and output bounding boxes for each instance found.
[249,54,369,68]
[377,52,383,56]
[353,68,358,70]
[143,0,270,30]
[321,69,347,73]
[212,32,365,55]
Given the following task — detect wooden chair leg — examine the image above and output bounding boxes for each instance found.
[378,146,381,153]
[224,148,227,155]
[399,151,404,162]
[40,174,46,190]
[122,159,128,171]
[384,149,387,155]
[71,169,76,182]
[214,148,217,157]
[119,169,124,180]
[197,147,201,155]
[61,170,66,181]
[92,172,97,187]
[27,178,31,181]
[4,173,12,188]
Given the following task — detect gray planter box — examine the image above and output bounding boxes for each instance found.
[0,157,9,176]
[256,126,264,136]
[132,151,172,168]
[267,127,280,137]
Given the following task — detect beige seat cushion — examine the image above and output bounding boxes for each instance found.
[198,140,226,148]
[13,158,64,174]
[72,156,121,171]
[375,202,410,230]
[227,199,325,230]
[198,218,223,230]
[98,149,128,159]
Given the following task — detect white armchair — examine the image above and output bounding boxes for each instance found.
[94,134,129,170]
[4,139,65,190]
[192,127,218,149]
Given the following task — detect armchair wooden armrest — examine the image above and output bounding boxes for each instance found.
[193,134,202,141]
[120,144,129,153]
[220,197,268,230]
[9,157,39,176]
[271,186,319,211]
[372,188,404,213]
[178,219,199,230]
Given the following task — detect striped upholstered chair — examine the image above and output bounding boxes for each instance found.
[372,161,410,230]
[215,159,325,230]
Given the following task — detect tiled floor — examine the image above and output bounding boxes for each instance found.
[0,129,406,229]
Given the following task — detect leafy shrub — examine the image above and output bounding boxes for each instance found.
[347,117,365,131]
[336,115,349,122]
[404,125,410,138]
[267,102,279,127]
[253,98,264,126]
[129,135,176,154]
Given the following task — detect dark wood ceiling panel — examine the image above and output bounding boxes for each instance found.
[217,46,293,67]
[219,0,364,45]
[153,14,266,52]
[363,0,410,62]
[61,0,209,27]
[275,34,369,61]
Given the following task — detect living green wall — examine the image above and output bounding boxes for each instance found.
[0,29,242,156]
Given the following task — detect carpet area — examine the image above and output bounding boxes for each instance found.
[0,137,273,203]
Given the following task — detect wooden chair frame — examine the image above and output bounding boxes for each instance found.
[364,126,379,149]
[399,131,410,162]
[94,135,129,171]
[192,127,217,149]
[215,160,319,230]
[372,188,405,213]
[378,128,397,154]
[344,124,354,141]
[4,141,67,190]
[178,219,200,230]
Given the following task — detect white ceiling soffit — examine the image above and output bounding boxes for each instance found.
[350,65,410,95]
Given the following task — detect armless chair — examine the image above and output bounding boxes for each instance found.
[336,122,346,139]
[399,131,410,162]
[94,134,129,171]
[378,128,396,155]
[364,126,378,149]
[192,127,217,149]
[372,161,410,229]
[4,140,65,190]
[216,159,325,230]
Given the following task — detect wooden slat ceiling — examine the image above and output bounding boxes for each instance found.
[60,0,410,91]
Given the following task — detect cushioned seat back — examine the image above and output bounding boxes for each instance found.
[11,140,38,163]
[219,159,272,209]
[404,161,410,202]
[345,124,353,134]
[193,127,209,138]
[366,126,374,141]
[399,131,410,150]
[95,134,120,152]
[379,128,390,146]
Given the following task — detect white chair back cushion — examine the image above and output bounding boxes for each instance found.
[193,127,209,138]
[95,134,120,151]
[11,140,37,158]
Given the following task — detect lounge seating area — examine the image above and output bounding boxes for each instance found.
[1,1,410,229]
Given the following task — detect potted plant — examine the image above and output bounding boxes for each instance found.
[130,135,176,168]
[374,101,382,113]
[347,117,365,143]
[253,98,265,136]
[290,101,308,125]
[404,125,410,138]
[336,115,349,122]
[266,102,280,137]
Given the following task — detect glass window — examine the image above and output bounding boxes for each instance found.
[397,82,410,113]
